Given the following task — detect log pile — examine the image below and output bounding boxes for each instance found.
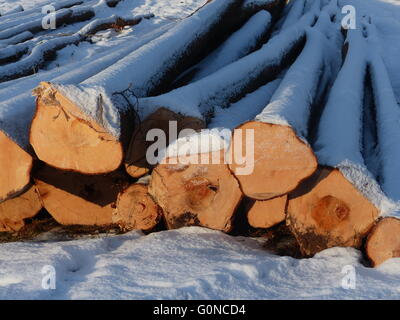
[1,0,400,268]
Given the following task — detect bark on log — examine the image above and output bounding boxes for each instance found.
[365,217,400,267]
[228,6,339,200]
[149,150,243,232]
[286,167,379,257]
[172,10,272,88]
[0,130,33,202]
[34,165,130,226]
[0,185,42,232]
[30,0,245,174]
[125,108,205,178]
[113,183,162,231]
[0,31,33,50]
[241,0,286,23]
[247,195,287,229]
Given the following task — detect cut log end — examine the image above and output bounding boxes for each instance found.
[286,167,380,257]
[34,166,130,226]
[366,217,400,267]
[0,131,32,202]
[113,184,161,231]
[125,107,205,178]
[247,195,287,229]
[149,151,243,233]
[0,185,42,232]
[30,82,123,174]
[229,121,318,200]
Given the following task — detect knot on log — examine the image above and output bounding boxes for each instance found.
[311,195,350,231]
[184,176,219,209]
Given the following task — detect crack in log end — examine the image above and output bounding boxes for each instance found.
[169,212,201,229]
[311,195,350,232]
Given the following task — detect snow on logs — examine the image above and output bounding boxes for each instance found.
[0,13,154,82]
[229,8,338,200]
[145,79,281,232]
[366,23,400,202]
[0,3,94,41]
[30,0,246,174]
[126,11,317,179]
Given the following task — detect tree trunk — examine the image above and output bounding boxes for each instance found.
[113,183,162,231]
[247,195,287,229]
[0,130,32,202]
[365,217,400,267]
[286,167,379,257]
[0,185,42,232]
[149,150,243,232]
[34,165,130,226]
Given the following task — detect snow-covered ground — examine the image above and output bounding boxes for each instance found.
[1,0,400,300]
[0,227,399,300]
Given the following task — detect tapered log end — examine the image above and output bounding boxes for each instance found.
[366,217,400,267]
[0,185,42,232]
[229,121,317,200]
[247,195,287,229]
[0,131,32,202]
[113,184,161,231]
[125,107,205,179]
[149,151,243,233]
[30,82,123,174]
[287,167,380,257]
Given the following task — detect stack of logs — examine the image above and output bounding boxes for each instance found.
[1,0,399,268]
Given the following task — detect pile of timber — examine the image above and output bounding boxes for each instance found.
[1,0,400,267]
